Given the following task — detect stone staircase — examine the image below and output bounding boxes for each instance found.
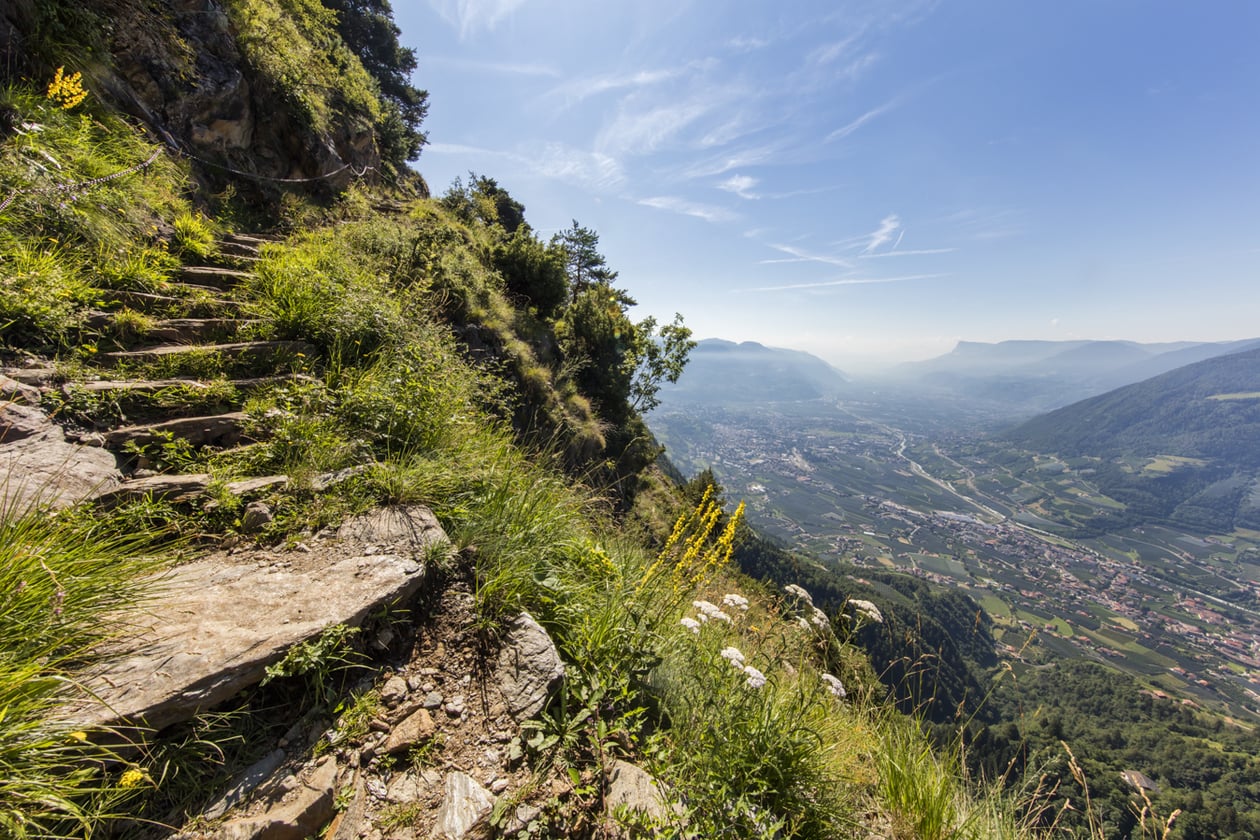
[0,232,665,838]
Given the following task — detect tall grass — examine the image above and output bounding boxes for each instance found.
[0,501,163,837]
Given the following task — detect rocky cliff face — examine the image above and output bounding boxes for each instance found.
[5,0,382,188]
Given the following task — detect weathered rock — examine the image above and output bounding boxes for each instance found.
[93,473,288,508]
[102,411,248,449]
[98,340,314,368]
[93,473,212,506]
[178,265,254,289]
[384,767,441,804]
[203,748,287,821]
[212,757,337,840]
[240,501,273,533]
[327,772,367,840]
[0,406,121,510]
[433,772,494,840]
[605,760,671,821]
[381,708,435,755]
[1,402,54,442]
[380,675,408,707]
[64,514,440,731]
[0,374,40,405]
[494,613,565,722]
[337,505,446,547]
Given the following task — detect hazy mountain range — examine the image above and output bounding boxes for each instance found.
[890,338,1260,412]
[657,339,849,404]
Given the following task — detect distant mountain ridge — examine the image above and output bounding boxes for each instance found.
[895,337,1260,413]
[657,338,849,405]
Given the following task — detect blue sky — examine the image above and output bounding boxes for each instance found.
[393,1,1260,370]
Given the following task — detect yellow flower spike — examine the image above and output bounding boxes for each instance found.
[47,66,88,109]
[118,767,151,789]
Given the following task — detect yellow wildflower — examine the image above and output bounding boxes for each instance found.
[47,67,88,110]
[118,767,151,789]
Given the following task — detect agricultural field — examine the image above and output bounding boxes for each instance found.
[651,396,1260,719]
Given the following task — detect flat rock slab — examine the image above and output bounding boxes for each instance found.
[64,505,446,732]
[0,404,121,510]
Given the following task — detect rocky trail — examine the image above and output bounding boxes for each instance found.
[0,236,670,837]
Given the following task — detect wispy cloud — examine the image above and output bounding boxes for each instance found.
[808,33,864,67]
[760,242,853,269]
[727,35,771,52]
[863,214,901,253]
[532,143,625,191]
[638,196,736,223]
[744,273,946,292]
[825,100,898,143]
[859,247,957,259]
[717,174,759,200]
[680,143,784,179]
[421,56,561,77]
[428,0,528,39]
[596,99,716,157]
[938,207,1025,241]
[547,66,691,106]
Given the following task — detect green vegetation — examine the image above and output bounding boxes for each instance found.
[4,5,1223,836]
[0,504,162,836]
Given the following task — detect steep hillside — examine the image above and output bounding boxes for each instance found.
[0,4,1052,839]
[1008,346,1260,462]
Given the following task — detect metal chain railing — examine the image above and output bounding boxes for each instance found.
[0,146,164,214]
[0,144,381,215]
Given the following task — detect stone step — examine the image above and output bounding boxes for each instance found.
[64,373,312,397]
[178,266,254,290]
[102,411,248,449]
[86,314,253,345]
[217,240,261,258]
[102,290,240,315]
[97,340,315,368]
[223,232,283,245]
[91,471,289,506]
[62,505,444,732]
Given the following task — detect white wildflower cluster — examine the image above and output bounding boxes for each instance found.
[693,600,732,624]
[680,616,701,634]
[721,593,750,612]
[719,646,766,689]
[821,673,846,699]
[847,598,884,625]
[783,584,814,606]
[810,606,830,630]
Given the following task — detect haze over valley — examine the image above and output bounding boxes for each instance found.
[651,337,1260,718]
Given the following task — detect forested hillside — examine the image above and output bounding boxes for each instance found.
[1004,346,1260,533]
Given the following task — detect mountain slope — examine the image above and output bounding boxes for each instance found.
[657,338,848,404]
[1004,345,1260,532]
[1007,345,1260,462]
